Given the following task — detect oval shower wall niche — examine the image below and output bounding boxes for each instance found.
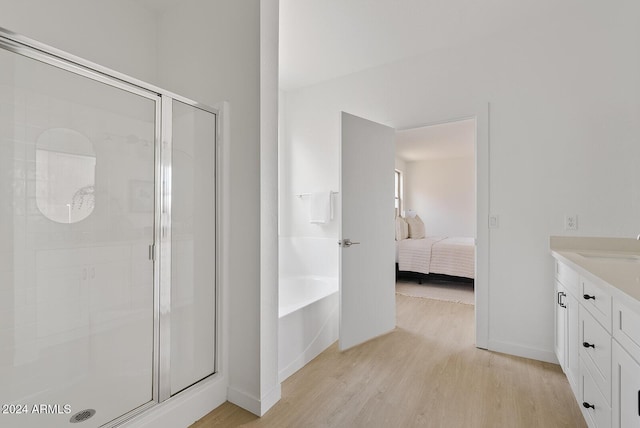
[35,127,96,224]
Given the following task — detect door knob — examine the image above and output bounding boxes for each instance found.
[338,238,361,247]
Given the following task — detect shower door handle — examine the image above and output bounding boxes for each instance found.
[338,238,360,248]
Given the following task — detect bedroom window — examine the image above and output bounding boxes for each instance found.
[395,169,403,216]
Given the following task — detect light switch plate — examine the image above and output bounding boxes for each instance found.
[489,214,499,229]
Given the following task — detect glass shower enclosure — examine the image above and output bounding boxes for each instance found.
[0,29,217,427]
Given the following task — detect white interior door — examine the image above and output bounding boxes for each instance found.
[339,112,396,351]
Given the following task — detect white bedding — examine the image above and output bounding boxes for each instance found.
[397,237,446,275]
[397,237,475,279]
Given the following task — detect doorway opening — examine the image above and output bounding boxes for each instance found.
[394,117,478,320]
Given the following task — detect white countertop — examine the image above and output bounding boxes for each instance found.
[550,236,640,302]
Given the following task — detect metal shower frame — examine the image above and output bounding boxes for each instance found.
[0,26,221,428]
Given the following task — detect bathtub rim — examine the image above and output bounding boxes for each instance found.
[278,275,338,318]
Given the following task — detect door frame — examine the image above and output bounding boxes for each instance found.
[397,103,489,349]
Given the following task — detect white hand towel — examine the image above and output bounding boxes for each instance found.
[309,191,331,224]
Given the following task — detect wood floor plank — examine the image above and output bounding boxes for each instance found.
[192,295,586,427]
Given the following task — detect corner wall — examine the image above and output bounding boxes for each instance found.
[259,0,281,415]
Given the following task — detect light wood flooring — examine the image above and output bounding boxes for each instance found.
[192,294,586,428]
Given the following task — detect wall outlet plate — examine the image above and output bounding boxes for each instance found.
[565,214,578,230]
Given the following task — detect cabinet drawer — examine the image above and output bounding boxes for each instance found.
[580,305,612,403]
[582,277,612,333]
[556,260,579,297]
[613,298,640,361]
[581,359,612,428]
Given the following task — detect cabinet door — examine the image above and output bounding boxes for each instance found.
[612,340,640,428]
[556,280,568,370]
[567,291,580,394]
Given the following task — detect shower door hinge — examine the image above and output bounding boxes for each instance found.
[149,244,156,261]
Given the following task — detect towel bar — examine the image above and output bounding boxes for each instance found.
[296,191,339,198]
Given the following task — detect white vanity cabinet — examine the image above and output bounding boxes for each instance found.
[554,259,613,428]
[554,261,581,396]
[579,301,613,428]
[552,250,640,428]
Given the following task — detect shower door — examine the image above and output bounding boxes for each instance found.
[0,44,157,426]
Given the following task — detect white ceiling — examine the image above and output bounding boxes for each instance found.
[396,119,475,162]
[279,0,569,91]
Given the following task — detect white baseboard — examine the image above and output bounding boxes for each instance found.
[227,383,282,417]
[227,386,261,416]
[124,375,227,428]
[259,384,282,416]
[488,340,558,364]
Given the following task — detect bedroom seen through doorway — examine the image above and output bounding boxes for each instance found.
[394,117,477,307]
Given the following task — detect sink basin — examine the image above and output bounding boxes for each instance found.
[577,252,640,262]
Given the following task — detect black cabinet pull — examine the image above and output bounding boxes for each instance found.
[582,402,595,410]
[637,390,639,416]
[583,294,596,300]
[583,342,595,349]
[557,292,566,308]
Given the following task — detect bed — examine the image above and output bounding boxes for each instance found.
[395,236,475,282]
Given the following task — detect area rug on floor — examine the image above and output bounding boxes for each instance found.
[395,280,474,305]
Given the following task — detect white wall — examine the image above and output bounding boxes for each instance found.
[281,2,640,362]
[279,101,340,238]
[404,157,475,237]
[156,0,279,416]
[0,0,158,84]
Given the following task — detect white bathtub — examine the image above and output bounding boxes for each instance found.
[278,276,339,382]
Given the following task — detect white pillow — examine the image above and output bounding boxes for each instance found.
[395,216,409,241]
[406,214,425,239]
